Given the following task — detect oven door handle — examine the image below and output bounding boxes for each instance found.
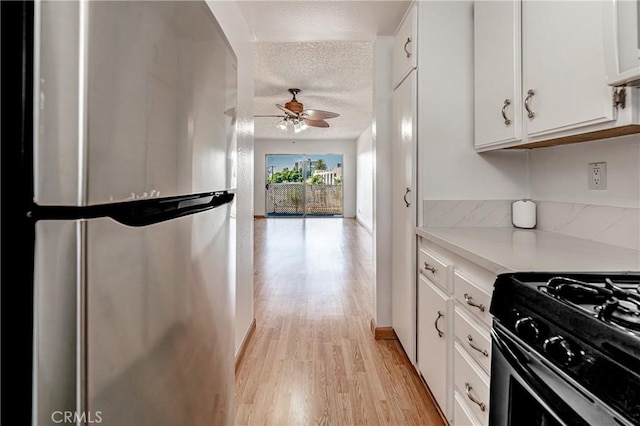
[492,326,565,394]
[491,325,594,426]
[491,326,530,372]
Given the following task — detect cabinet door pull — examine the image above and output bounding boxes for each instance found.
[501,99,512,126]
[465,382,486,411]
[467,335,489,357]
[434,311,444,338]
[403,37,412,58]
[524,89,536,119]
[403,187,411,207]
[423,262,436,274]
[464,293,486,312]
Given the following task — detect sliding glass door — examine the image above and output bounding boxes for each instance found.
[265,154,343,217]
[265,154,305,216]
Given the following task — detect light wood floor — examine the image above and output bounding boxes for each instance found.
[234,218,445,426]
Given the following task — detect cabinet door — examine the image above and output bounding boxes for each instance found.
[603,0,640,86]
[391,72,417,363]
[392,5,417,89]
[417,276,451,420]
[474,0,522,148]
[523,1,614,138]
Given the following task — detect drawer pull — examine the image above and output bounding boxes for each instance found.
[464,293,486,312]
[434,311,444,338]
[467,335,489,357]
[423,262,436,274]
[465,382,486,412]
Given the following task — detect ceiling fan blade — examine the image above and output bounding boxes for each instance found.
[254,114,286,118]
[304,119,330,128]
[302,109,340,120]
[276,104,298,117]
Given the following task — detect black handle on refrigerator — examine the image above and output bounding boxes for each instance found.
[30,190,235,227]
[2,1,36,423]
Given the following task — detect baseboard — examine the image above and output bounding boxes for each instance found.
[356,216,373,234]
[235,317,256,373]
[370,318,398,340]
[254,215,266,219]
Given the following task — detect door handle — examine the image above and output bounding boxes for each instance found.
[434,311,444,338]
[403,187,411,207]
[501,99,511,126]
[524,89,536,119]
[403,37,412,58]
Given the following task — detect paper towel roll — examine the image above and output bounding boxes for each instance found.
[511,199,537,229]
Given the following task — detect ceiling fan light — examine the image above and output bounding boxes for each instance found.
[276,119,288,130]
[298,121,309,131]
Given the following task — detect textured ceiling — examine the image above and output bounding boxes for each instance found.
[253,42,373,140]
[238,1,411,141]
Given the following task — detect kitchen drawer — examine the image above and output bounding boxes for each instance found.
[454,391,482,426]
[418,247,452,293]
[454,343,490,425]
[454,307,491,374]
[454,271,492,327]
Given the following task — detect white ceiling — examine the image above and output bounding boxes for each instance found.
[237,1,411,140]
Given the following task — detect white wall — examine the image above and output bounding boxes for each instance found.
[417,1,528,206]
[205,1,255,357]
[356,125,374,232]
[372,36,394,327]
[253,138,357,218]
[530,135,640,208]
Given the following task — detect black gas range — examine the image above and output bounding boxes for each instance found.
[489,272,640,426]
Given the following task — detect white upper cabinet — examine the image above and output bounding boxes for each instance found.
[474,0,639,151]
[523,0,614,138]
[474,1,522,148]
[392,4,417,89]
[603,0,640,86]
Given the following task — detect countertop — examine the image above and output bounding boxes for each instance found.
[416,226,640,275]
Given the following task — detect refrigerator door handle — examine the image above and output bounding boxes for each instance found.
[30,190,235,226]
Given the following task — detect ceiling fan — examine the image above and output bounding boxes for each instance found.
[255,88,340,132]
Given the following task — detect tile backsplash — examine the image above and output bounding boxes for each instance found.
[422,200,513,227]
[536,201,639,251]
[423,200,639,251]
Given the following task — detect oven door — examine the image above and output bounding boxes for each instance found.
[490,322,633,426]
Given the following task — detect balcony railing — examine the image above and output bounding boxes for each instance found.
[266,183,343,216]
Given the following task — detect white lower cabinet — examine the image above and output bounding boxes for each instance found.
[454,343,490,425]
[417,274,453,421]
[416,237,495,425]
[454,307,491,374]
[454,271,492,328]
[454,391,482,426]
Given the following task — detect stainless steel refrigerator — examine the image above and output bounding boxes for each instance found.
[2,1,237,424]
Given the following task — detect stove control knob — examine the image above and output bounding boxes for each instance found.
[543,336,578,366]
[514,317,541,342]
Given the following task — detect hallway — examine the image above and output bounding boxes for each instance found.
[234,218,444,425]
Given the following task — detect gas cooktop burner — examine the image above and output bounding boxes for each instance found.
[491,272,640,426]
[597,298,640,330]
[544,276,640,331]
